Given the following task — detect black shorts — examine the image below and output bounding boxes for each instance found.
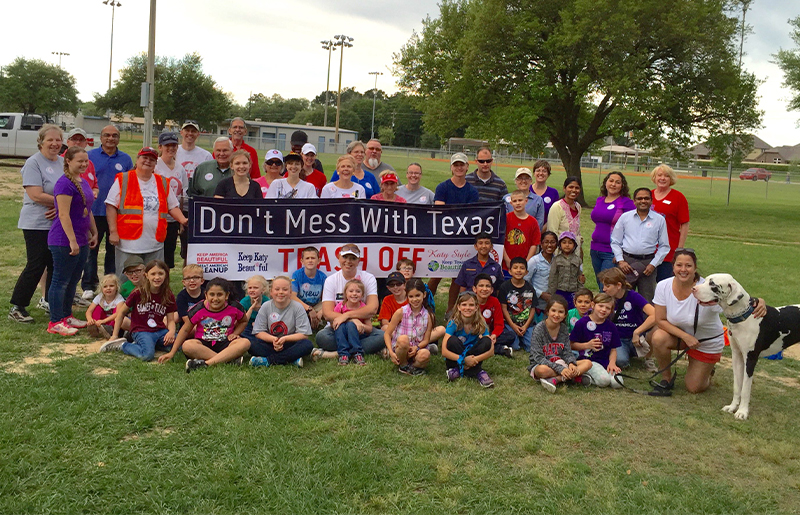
[199,338,230,352]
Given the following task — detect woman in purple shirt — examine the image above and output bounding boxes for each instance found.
[530,160,560,225]
[590,172,634,289]
[47,147,98,336]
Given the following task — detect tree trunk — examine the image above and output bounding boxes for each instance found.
[562,155,588,207]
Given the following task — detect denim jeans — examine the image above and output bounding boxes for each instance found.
[48,245,90,323]
[316,324,385,355]
[616,338,637,368]
[249,338,314,364]
[122,328,172,361]
[504,323,533,352]
[590,249,615,290]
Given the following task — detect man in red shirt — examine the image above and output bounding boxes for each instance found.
[227,117,260,179]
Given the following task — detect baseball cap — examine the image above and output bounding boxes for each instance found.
[386,271,406,286]
[450,152,468,165]
[380,173,399,184]
[138,147,158,159]
[122,255,145,271]
[264,149,284,164]
[290,130,309,145]
[181,120,200,131]
[284,152,303,163]
[66,128,87,140]
[515,167,533,179]
[301,143,317,155]
[158,132,179,145]
[339,244,361,258]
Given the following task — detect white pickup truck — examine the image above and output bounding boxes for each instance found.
[0,113,48,159]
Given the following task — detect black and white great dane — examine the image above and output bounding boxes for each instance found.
[692,273,800,420]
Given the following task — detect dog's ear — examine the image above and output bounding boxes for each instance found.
[726,279,745,306]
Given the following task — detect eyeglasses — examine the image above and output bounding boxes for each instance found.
[182,276,203,281]
[126,268,145,275]
[477,159,493,164]
[266,160,282,166]
[398,266,414,272]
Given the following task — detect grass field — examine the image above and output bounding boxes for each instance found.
[1,141,799,514]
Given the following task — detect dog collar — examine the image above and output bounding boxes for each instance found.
[727,298,758,324]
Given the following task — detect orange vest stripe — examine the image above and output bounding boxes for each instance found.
[116,171,170,242]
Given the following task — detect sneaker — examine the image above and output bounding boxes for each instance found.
[36,297,50,313]
[293,357,304,368]
[81,289,95,301]
[231,356,244,366]
[575,374,594,386]
[495,345,513,359]
[354,354,366,366]
[651,378,675,392]
[311,348,325,361]
[644,358,659,373]
[98,324,112,339]
[73,294,90,308]
[409,365,426,376]
[338,355,350,366]
[9,305,34,323]
[63,316,87,329]
[446,367,461,382]
[185,359,208,373]
[47,321,78,336]
[540,377,558,393]
[398,364,414,375]
[380,348,389,360]
[99,338,126,353]
[427,343,439,355]
[250,356,270,368]
[477,370,495,388]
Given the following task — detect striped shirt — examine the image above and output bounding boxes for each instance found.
[466,170,509,202]
[391,304,431,348]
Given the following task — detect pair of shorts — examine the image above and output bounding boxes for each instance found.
[199,338,230,352]
[677,341,722,364]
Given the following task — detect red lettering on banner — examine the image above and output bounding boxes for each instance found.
[360,247,368,270]
[379,247,393,271]
[278,248,292,270]
[412,248,423,268]
[319,247,332,271]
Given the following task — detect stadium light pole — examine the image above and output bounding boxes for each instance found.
[321,40,337,128]
[368,71,383,140]
[103,0,121,92]
[52,52,70,68]
[333,35,353,149]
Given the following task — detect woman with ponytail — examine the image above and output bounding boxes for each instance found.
[46,146,98,335]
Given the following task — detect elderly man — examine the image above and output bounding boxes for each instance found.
[314,244,385,358]
[363,139,395,175]
[397,163,434,205]
[106,147,188,276]
[83,125,133,295]
[225,117,260,179]
[189,138,234,198]
[610,187,670,302]
[176,120,212,181]
[466,147,508,202]
[290,130,323,173]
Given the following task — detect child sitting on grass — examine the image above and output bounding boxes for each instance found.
[249,276,314,368]
[384,278,444,376]
[119,255,146,298]
[568,288,594,332]
[291,246,327,329]
[85,274,127,339]
[528,295,593,393]
[176,264,205,327]
[379,272,408,330]
[240,274,269,346]
[333,279,372,366]
[473,273,516,358]
[396,258,435,315]
[158,278,250,372]
[569,293,623,388]
[498,257,537,352]
[442,291,495,388]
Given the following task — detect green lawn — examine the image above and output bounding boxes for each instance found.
[1,140,799,513]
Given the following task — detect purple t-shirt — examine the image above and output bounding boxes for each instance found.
[613,290,650,340]
[590,196,635,253]
[533,185,560,225]
[47,175,95,247]
[570,317,621,368]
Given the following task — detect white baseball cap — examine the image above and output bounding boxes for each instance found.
[264,149,284,164]
[302,143,317,155]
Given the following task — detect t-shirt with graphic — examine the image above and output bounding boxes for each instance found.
[613,290,650,340]
[252,300,312,338]
[497,280,536,325]
[319,182,366,199]
[176,286,205,320]
[291,268,327,306]
[567,308,588,332]
[479,295,505,338]
[397,185,434,205]
[187,300,246,344]
[265,178,317,199]
[504,212,541,269]
[570,317,621,368]
[445,319,489,349]
[176,145,213,181]
[92,293,125,318]
[126,289,177,334]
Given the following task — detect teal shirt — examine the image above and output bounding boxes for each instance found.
[240,294,270,329]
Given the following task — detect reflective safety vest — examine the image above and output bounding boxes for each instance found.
[116,171,169,242]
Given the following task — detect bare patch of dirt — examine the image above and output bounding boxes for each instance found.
[92,367,118,376]
[0,340,108,374]
[782,346,800,360]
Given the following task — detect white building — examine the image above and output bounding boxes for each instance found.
[215,119,358,154]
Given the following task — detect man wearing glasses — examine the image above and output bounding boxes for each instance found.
[226,117,260,179]
[397,163,434,205]
[84,125,133,294]
[363,139,395,175]
[466,147,508,202]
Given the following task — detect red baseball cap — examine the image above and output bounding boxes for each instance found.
[380,173,399,184]
[138,147,158,159]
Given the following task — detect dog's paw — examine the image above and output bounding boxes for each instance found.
[721,403,739,414]
[734,409,749,421]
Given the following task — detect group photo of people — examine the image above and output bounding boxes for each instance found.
[13,119,767,395]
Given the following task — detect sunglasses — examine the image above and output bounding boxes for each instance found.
[265,160,282,166]
[477,159,493,164]
[674,248,696,256]
[634,196,652,201]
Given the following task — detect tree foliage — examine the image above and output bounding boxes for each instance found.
[94,53,233,130]
[0,57,80,117]
[243,94,310,123]
[774,16,800,117]
[394,0,762,204]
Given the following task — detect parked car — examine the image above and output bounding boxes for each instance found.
[739,168,772,181]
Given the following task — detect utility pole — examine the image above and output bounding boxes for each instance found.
[142,0,156,148]
[103,0,121,92]
[51,52,70,67]
[321,40,337,128]
[333,35,353,150]
[368,71,382,140]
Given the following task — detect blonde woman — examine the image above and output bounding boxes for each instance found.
[650,164,690,281]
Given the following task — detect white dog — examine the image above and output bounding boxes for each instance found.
[692,273,800,420]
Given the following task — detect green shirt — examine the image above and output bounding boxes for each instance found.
[189,160,231,198]
[121,280,136,299]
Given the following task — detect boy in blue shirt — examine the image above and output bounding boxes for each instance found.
[291,246,327,328]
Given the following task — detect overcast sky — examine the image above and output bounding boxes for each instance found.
[3,0,800,147]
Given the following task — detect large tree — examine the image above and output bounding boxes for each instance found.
[774,16,800,117]
[0,57,80,117]
[395,0,761,204]
[94,53,233,130]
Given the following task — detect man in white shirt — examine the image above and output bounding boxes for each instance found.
[176,120,212,181]
[397,163,434,205]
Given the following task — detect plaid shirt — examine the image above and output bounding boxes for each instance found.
[392,304,430,347]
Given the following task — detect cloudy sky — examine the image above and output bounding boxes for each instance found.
[3,0,800,146]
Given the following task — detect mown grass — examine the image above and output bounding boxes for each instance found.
[1,140,799,513]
